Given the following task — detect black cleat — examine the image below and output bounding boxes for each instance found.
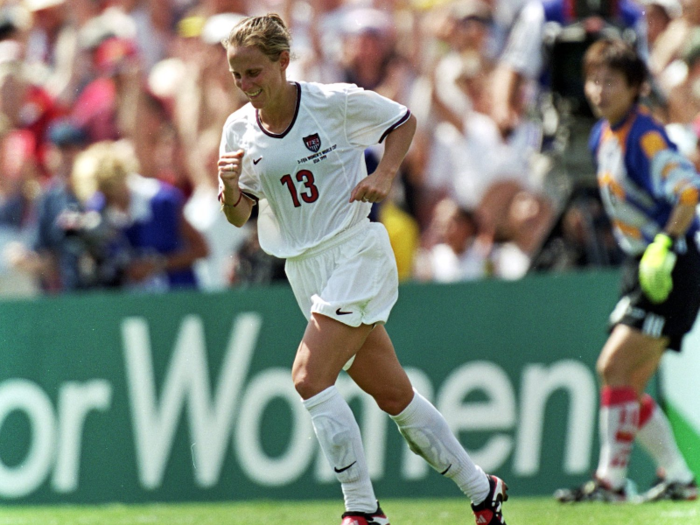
[554,477,626,503]
[636,478,698,502]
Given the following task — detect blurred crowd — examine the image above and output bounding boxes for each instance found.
[0,0,699,296]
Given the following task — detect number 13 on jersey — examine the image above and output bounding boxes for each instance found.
[280,170,319,207]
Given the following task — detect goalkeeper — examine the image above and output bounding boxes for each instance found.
[555,38,700,504]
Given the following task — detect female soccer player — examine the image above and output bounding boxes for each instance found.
[555,38,700,503]
[216,13,508,525]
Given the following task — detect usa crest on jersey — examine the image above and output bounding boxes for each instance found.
[303,133,321,152]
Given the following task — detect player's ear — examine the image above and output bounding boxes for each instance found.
[278,50,291,71]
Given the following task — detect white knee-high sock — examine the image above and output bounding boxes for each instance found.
[390,389,489,505]
[636,394,694,483]
[303,386,377,513]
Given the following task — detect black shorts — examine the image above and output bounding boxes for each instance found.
[610,235,700,351]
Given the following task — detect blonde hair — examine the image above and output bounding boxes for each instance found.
[71,140,139,203]
[222,13,292,62]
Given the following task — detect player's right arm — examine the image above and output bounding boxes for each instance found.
[218,149,254,227]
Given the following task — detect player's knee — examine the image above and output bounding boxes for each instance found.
[292,372,312,399]
[596,356,618,383]
[373,387,413,416]
[595,355,608,380]
[292,370,328,400]
[596,354,635,386]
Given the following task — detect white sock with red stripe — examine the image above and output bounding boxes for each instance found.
[390,390,489,505]
[636,394,694,484]
[303,386,377,513]
[595,386,639,490]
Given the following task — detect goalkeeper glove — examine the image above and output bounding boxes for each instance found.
[639,233,677,303]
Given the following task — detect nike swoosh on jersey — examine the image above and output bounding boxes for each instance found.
[336,308,352,315]
[253,157,262,165]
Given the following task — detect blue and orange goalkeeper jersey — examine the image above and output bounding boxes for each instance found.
[589,105,700,256]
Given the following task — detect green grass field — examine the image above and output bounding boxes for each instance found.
[1,497,698,525]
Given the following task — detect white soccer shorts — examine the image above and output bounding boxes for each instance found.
[285,220,399,330]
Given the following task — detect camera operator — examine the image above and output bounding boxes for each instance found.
[70,139,209,292]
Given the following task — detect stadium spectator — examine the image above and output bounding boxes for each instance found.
[164,11,247,153]
[22,0,80,103]
[3,118,90,293]
[70,34,141,143]
[646,0,700,80]
[555,38,700,504]
[0,51,63,178]
[422,54,541,210]
[685,114,700,171]
[109,0,175,72]
[425,8,492,133]
[217,13,509,525]
[0,105,43,296]
[642,0,681,51]
[489,0,546,138]
[424,0,497,124]
[71,140,209,291]
[297,0,358,83]
[339,7,415,106]
[0,126,38,228]
[414,197,489,282]
[410,0,547,244]
[662,28,700,124]
[476,180,554,279]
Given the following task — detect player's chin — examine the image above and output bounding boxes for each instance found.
[247,92,265,107]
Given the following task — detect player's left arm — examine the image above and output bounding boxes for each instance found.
[650,151,700,238]
[663,201,698,238]
[638,129,700,301]
[349,112,417,204]
[639,130,700,210]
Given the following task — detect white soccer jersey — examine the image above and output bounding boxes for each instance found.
[219,81,410,258]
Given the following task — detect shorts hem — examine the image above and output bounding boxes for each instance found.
[311,302,391,328]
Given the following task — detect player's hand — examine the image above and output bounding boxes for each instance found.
[218,150,244,193]
[639,233,677,303]
[349,170,393,204]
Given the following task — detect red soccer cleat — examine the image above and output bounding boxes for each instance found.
[472,475,509,524]
[341,502,390,525]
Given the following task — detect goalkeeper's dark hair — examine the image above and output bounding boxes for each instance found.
[222,13,292,62]
[583,38,647,91]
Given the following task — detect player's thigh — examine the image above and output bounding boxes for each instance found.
[346,325,414,416]
[292,313,373,399]
[596,324,666,390]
